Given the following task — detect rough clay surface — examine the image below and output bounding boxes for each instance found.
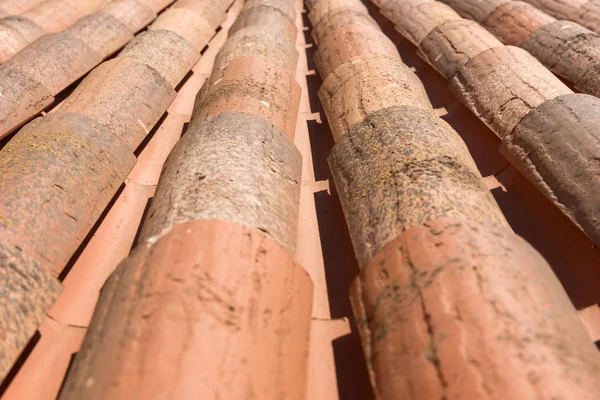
[60,220,312,400]
[0,66,53,139]
[213,26,299,76]
[3,32,102,94]
[243,0,297,22]
[141,112,302,254]
[101,0,156,33]
[0,241,62,382]
[419,19,502,79]
[350,217,600,400]
[311,9,379,46]
[482,1,555,46]
[319,55,432,140]
[523,0,587,20]
[0,16,45,63]
[0,112,135,272]
[450,45,571,139]
[309,0,367,31]
[58,57,175,151]
[22,1,81,33]
[328,106,508,267]
[66,12,132,57]
[393,0,462,46]
[229,4,297,42]
[171,0,227,30]
[313,10,400,80]
[574,0,600,33]
[194,57,300,140]
[149,8,215,52]
[442,0,510,22]
[507,94,600,245]
[521,20,600,96]
[119,29,199,88]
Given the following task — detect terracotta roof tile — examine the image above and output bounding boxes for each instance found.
[381,0,600,247]
[57,1,313,397]
[0,0,228,383]
[313,0,600,396]
[0,0,599,396]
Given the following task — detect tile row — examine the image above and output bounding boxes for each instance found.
[377,0,600,248]
[0,0,174,139]
[0,0,45,19]
[522,0,600,33]
[309,0,600,397]
[0,0,228,382]
[0,0,114,63]
[58,0,314,398]
[441,0,600,98]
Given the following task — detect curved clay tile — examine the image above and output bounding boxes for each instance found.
[229,4,297,42]
[0,0,163,140]
[481,1,555,45]
[312,9,400,80]
[0,0,111,63]
[60,221,312,400]
[59,1,313,398]
[313,0,600,396]
[448,0,600,97]
[0,0,47,16]
[377,0,600,248]
[0,0,227,383]
[418,19,502,78]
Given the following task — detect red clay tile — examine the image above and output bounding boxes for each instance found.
[3,31,103,93]
[0,0,229,384]
[449,46,571,139]
[229,4,297,43]
[194,57,300,140]
[243,0,297,22]
[419,19,502,78]
[0,0,46,15]
[171,0,228,30]
[60,220,312,400]
[141,0,177,13]
[1,318,86,400]
[119,30,199,88]
[442,0,510,22]
[391,0,462,46]
[522,0,587,21]
[313,10,400,80]
[140,112,302,253]
[521,20,600,96]
[380,0,600,247]
[351,217,600,399]
[0,65,53,138]
[328,106,508,266]
[482,0,555,45]
[309,0,367,28]
[149,8,215,52]
[65,12,133,56]
[57,57,175,150]
[573,0,600,33]
[214,26,299,75]
[100,0,156,33]
[22,0,84,33]
[318,55,432,140]
[311,7,379,45]
[0,241,62,380]
[505,93,600,244]
[0,112,136,272]
[0,0,110,63]
[0,16,46,63]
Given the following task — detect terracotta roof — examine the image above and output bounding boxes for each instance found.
[0,0,599,398]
